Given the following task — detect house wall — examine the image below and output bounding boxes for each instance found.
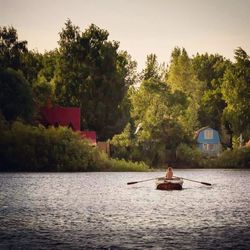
[197,128,220,144]
[198,143,221,156]
[197,128,221,156]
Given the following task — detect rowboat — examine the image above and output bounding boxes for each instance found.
[155,177,183,190]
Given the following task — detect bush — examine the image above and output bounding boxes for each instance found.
[176,143,204,167]
[213,147,250,168]
[0,121,95,171]
[175,143,250,168]
[0,119,151,172]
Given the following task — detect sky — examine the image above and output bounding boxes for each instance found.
[1,0,250,71]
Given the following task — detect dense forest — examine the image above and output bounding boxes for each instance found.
[0,20,250,170]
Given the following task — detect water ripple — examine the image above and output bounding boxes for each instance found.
[0,170,250,249]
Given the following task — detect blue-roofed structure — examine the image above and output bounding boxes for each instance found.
[195,126,221,156]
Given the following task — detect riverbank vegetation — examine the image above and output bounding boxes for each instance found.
[175,143,250,168]
[0,118,149,172]
[0,21,250,170]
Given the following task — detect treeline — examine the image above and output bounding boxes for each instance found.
[0,21,250,169]
[0,21,136,140]
[111,50,250,167]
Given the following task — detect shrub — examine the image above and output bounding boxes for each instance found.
[213,147,250,168]
[0,119,151,172]
[0,121,97,171]
[176,143,205,167]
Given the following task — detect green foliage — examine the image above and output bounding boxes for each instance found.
[198,87,226,130]
[176,143,250,168]
[38,49,59,83]
[193,53,230,130]
[212,147,250,168]
[93,151,150,171]
[0,68,34,122]
[0,26,27,70]
[54,20,137,140]
[33,81,54,107]
[192,53,229,89]
[0,121,92,171]
[141,54,166,81]
[167,47,204,133]
[176,143,204,167]
[0,118,150,172]
[1,23,250,168]
[106,158,149,172]
[111,123,135,159]
[111,55,189,166]
[221,48,250,138]
[21,50,43,85]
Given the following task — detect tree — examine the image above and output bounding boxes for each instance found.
[21,50,43,85]
[140,54,166,81]
[221,47,250,139]
[111,55,189,165]
[0,68,34,121]
[55,20,137,140]
[0,26,27,70]
[167,47,204,134]
[38,49,59,83]
[198,87,226,130]
[192,53,230,130]
[192,53,229,89]
[131,79,187,144]
[33,81,54,107]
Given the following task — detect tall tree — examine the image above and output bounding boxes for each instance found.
[55,20,137,140]
[192,53,230,130]
[129,78,187,165]
[38,49,59,83]
[0,26,27,70]
[167,47,204,133]
[21,50,43,85]
[141,54,165,81]
[221,47,250,139]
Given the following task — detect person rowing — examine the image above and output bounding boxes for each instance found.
[165,166,174,179]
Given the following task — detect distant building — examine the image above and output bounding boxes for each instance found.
[40,106,80,131]
[195,126,221,156]
[40,106,96,146]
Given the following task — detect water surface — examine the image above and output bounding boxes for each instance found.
[0,169,249,249]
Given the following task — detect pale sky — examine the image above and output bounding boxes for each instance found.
[1,0,250,71]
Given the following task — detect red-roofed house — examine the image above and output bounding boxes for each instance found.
[40,106,80,131]
[39,106,96,145]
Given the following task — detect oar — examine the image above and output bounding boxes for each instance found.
[174,176,212,186]
[127,177,164,185]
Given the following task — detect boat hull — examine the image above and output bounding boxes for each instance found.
[156,178,183,190]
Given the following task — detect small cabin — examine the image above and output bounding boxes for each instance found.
[195,127,221,156]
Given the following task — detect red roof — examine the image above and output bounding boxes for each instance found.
[40,106,80,131]
[80,131,97,146]
[40,106,97,146]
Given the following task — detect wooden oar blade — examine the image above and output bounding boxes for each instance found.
[127,181,138,185]
[201,182,212,186]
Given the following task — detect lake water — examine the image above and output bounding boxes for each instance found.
[0,169,249,250]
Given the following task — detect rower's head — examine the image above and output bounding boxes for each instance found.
[168,166,173,171]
